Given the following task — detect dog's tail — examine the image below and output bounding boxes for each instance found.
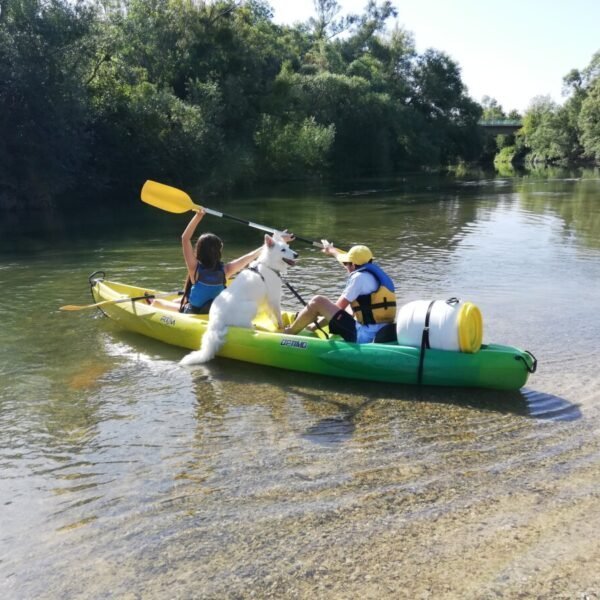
[180,321,228,365]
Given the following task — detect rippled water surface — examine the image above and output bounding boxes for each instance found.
[1,172,600,598]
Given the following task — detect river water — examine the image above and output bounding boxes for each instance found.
[1,171,600,598]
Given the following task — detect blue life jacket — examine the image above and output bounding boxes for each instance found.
[188,262,226,312]
[350,262,397,325]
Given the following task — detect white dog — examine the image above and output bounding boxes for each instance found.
[180,233,298,365]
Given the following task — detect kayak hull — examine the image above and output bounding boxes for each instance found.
[90,278,535,390]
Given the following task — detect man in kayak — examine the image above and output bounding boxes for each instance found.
[283,242,397,343]
[152,210,294,314]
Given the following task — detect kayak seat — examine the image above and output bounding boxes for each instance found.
[373,322,397,344]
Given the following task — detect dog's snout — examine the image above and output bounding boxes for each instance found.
[293,251,299,258]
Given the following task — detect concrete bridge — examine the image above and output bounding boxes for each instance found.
[479,119,522,135]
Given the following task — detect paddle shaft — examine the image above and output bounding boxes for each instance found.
[283,279,330,339]
[60,290,183,311]
[283,280,308,306]
[141,180,342,249]
[202,207,325,248]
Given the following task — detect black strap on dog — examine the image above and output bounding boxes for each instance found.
[417,300,436,385]
[247,265,266,283]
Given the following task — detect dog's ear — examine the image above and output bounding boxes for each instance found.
[265,234,275,247]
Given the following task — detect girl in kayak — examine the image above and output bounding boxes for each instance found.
[152,209,294,314]
[283,243,397,343]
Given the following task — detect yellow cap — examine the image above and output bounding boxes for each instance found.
[336,245,373,265]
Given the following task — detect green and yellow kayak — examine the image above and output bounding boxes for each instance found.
[88,276,537,390]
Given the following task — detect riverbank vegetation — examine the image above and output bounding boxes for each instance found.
[482,53,600,170]
[1,0,598,218]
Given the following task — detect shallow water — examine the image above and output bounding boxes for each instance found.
[1,172,600,598]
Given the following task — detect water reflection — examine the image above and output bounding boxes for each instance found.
[303,416,356,444]
[518,170,600,249]
[302,397,378,445]
[518,388,582,421]
[183,350,582,435]
[409,385,582,421]
[300,386,582,445]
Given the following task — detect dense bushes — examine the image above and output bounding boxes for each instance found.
[1,0,597,217]
[0,0,486,214]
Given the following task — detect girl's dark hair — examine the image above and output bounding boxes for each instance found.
[179,233,223,312]
[195,233,223,269]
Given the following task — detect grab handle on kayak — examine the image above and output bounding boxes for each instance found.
[515,350,537,374]
[88,270,106,285]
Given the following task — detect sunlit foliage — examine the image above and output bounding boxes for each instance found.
[9,0,595,216]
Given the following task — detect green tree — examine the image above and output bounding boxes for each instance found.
[579,78,600,161]
[410,49,483,164]
[308,0,357,41]
[519,49,599,167]
[518,96,572,163]
[254,115,335,178]
[581,50,600,86]
[0,0,97,210]
[88,0,295,187]
[481,96,506,120]
[338,0,397,64]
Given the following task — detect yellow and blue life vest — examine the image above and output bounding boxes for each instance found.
[350,263,397,325]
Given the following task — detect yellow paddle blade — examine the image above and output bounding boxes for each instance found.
[140,180,201,214]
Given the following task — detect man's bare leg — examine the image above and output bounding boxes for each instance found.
[284,295,340,334]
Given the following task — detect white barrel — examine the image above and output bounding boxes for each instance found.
[396,299,483,353]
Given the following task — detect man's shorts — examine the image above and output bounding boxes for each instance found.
[328,310,358,342]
